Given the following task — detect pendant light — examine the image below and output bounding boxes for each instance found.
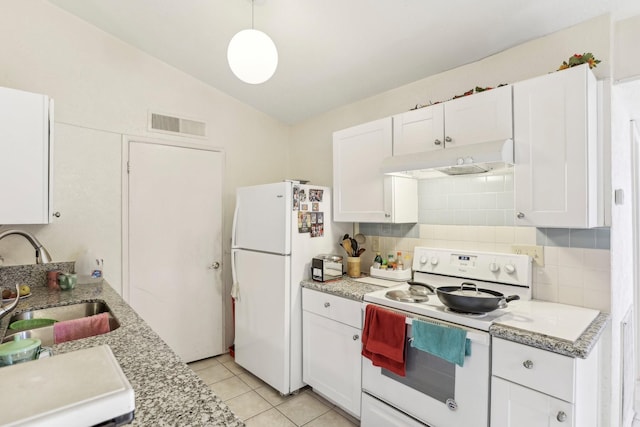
[227,0,278,84]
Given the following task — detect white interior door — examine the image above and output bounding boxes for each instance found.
[127,140,224,362]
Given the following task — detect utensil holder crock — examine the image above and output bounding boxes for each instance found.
[347,257,361,278]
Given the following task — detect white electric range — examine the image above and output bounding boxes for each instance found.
[364,247,533,330]
[361,247,532,427]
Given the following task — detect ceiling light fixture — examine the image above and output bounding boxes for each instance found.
[227,0,278,85]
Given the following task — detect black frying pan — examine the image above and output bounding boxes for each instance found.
[435,282,520,313]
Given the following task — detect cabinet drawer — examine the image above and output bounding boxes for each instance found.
[492,338,575,402]
[302,288,362,328]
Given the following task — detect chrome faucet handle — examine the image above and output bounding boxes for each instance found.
[0,284,21,320]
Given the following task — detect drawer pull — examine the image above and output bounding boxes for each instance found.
[556,411,567,422]
[523,360,534,369]
[353,334,359,341]
[324,302,330,308]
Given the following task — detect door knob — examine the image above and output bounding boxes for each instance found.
[209,262,221,270]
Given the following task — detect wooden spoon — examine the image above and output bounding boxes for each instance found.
[342,238,353,256]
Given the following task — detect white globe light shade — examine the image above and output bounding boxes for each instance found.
[227,29,278,84]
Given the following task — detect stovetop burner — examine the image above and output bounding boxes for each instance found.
[444,307,488,317]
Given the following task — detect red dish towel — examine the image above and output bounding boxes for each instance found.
[361,304,407,376]
[53,312,111,344]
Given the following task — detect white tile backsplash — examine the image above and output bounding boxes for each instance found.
[368,225,611,312]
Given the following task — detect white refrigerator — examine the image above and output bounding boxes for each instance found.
[231,181,350,395]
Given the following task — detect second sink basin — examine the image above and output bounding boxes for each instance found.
[3,301,120,346]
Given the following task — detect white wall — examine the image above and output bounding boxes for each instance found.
[0,0,290,349]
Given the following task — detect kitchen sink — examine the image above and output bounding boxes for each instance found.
[2,301,120,346]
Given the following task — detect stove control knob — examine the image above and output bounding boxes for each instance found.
[504,263,516,274]
[419,256,428,265]
[430,257,439,266]
[489,262,500,273]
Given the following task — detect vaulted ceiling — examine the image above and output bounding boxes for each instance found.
[48,0,640,124]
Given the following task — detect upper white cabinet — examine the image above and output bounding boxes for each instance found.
[0,87,54,224]
[392,104,444,155]
[513,64,601,228]
[392,84,513,156]
[333,117,418,223]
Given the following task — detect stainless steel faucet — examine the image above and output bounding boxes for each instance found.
[0,229,52,264]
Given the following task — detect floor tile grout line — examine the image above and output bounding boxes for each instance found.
[189,356,358,426]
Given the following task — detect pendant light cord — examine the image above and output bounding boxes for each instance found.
[251,0,255,29]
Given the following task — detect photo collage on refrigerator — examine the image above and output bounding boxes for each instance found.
[293,185,324,237]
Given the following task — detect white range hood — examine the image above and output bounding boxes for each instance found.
[381,138,514,177]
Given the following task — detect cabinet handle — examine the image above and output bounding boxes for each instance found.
[556,411,567,422]
[353,334,359,341]
[445,136,452,143]
[324,302,330,308]
[523,360,533,369]
[52,211,61,218]
[434,139,442,145]
[384,213,391,218]
[516,212,525,219]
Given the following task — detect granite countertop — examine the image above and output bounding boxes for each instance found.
[301,276,609,359]
[489,312,609,359]
[301,276,382,301]
[0,264,243,427]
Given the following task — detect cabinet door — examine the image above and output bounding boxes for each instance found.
[303,310,362,417]
[383,176,418,224]
[0,87,52,224]
[333,117,392,222]
[513,65,598,228]
[444,85,512,148]
[393,104,444,156]
[491,377,574,427]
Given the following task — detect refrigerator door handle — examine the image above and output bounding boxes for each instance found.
[231,203,239,248]
[231,249,239,300]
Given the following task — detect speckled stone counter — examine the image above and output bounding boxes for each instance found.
[300,276,382,301]
[302,276,609,360]
[0,268,243,427]
[490,312,609,359]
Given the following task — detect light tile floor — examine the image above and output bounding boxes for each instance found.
[189,354,360,427]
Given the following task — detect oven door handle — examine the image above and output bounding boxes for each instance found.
[405,317,490,345]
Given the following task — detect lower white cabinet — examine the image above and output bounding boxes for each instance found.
[492,377,574,427]
[491,337,599,427]
[302,288,362,418]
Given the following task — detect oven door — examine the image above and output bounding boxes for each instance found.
[362,314,490,427]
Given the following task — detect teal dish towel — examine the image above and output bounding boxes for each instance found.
[410,319,471,367]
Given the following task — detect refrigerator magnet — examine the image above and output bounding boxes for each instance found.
[293,185,300,210]
[311,223,324,237]
[309,189,323,202]
[301,203,308,211]
[312,202,319,211]
[298,212,311,233]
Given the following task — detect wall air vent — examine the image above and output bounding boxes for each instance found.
[149,112,207,138]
